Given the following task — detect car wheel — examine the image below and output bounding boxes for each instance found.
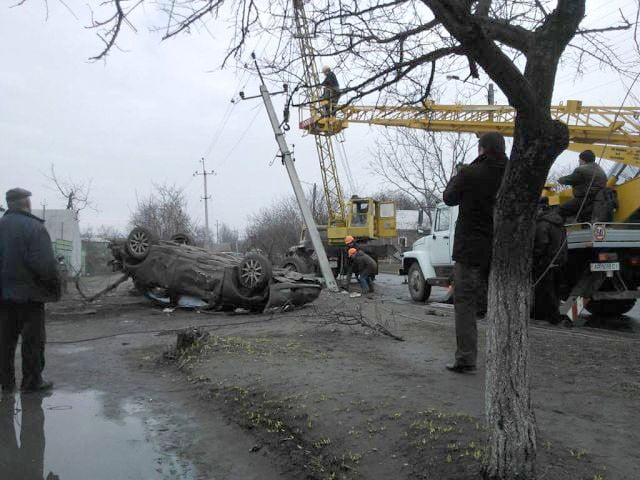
[584,299,636,317]
[125,227,158,260]
[281,255,311,273]
[170,233,193,245]
[238,253,272,292]
[408,263,431,302]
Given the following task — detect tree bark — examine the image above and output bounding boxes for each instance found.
[483,116,569,479]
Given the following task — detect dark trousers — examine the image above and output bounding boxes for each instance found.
[532,267,561,324]
[0,303,46,389]
[559,196,593,222]
[453,262,488,367]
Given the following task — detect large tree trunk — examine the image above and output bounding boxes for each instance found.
[483,118,569,479]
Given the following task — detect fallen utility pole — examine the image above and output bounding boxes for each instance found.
[242,53,339,292]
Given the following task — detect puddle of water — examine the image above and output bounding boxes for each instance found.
[0,390,194,480]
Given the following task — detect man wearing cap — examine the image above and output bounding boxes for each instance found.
[443,132,508,373]
[557,150,607,222]
[0,188,60,393]
[320,66,340,116]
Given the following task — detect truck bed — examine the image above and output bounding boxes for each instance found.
[566,223,640,249]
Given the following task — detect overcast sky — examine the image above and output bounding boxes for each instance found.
[1,1,638,237]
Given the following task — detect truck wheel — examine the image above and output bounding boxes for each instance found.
[408,263,431,302]
[281,256,311,274]
[238,253,272,292]
[584,299,636,317]
[125,227,158,260]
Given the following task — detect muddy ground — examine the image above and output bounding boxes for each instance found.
[2,273,639,479]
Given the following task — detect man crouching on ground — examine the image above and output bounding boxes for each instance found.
[442,133,507,374]
[0,188,60,394]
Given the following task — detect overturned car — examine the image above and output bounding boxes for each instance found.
[110,227,322,311]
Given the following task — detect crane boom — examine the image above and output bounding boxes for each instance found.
[300,101,640,166]
[292,0,346,227]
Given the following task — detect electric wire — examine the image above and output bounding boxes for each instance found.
[46,314,289,345]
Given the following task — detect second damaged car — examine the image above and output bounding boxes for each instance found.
[110,227,322,312]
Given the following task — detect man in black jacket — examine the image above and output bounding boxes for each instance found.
[443,132,507,373]
[0,188,60,393]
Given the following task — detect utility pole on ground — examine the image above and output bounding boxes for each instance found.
[194,158,215,248]
[215,220,220,244]
[241,53,339,292]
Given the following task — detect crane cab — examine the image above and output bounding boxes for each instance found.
[327,197,397,244]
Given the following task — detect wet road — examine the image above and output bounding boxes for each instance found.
[375,272,640,332]
[0,390,192,479]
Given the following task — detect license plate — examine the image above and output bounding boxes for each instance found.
[590,262,620,272]
[329,260,338,268]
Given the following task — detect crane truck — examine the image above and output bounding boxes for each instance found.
[390,101,640,319]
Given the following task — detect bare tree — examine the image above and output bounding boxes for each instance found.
[370,189,422,210]
[370,130,474,220]
[130,184,198,240]
[217,222,239,246]
[244,195,302,262]
[26,1,639,478]
[46,164,95,218]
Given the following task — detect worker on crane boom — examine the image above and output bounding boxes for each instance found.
[557,150,607,222]
[320,66,340,116]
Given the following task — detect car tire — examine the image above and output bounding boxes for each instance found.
[170,233,193,245]
[238,253,272,292]
[584,299,636,317]
[125,227,158,261]
[281,255,311,273]
[408,263,431,302]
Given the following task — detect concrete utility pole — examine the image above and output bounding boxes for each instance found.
[194,158,215,248]
[249,61,339,291]
[487,83,495,105]
[216,220,220,244]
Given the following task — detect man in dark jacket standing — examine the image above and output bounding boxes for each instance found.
[558,150,607,221]
[532,202,568,325]
[443,132,507,373]
[0,188,59,393]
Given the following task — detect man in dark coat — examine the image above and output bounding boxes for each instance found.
[0,188,60,393]
[532,202,568,325]
[344,248,377,295]
[320,66,340,116]
[442,132,507,373]
[558,150,607,221]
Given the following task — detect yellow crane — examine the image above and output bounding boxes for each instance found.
[299,100,640,221]
[291,0,397,246]
[292,0,640,230]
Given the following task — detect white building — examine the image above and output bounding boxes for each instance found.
[43,209,82,274]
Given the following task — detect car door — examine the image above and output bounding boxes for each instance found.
[430,206,452,266]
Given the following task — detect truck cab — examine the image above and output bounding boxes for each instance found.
[400,203,458,301]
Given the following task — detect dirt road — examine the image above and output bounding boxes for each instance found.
[1,274,638,479]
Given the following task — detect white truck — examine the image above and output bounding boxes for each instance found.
[400,203,457,303]
[400,203,640,317]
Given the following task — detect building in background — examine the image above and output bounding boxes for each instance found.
[377,209,428,257]
[393,209,428,252]
[43,209,82,274]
